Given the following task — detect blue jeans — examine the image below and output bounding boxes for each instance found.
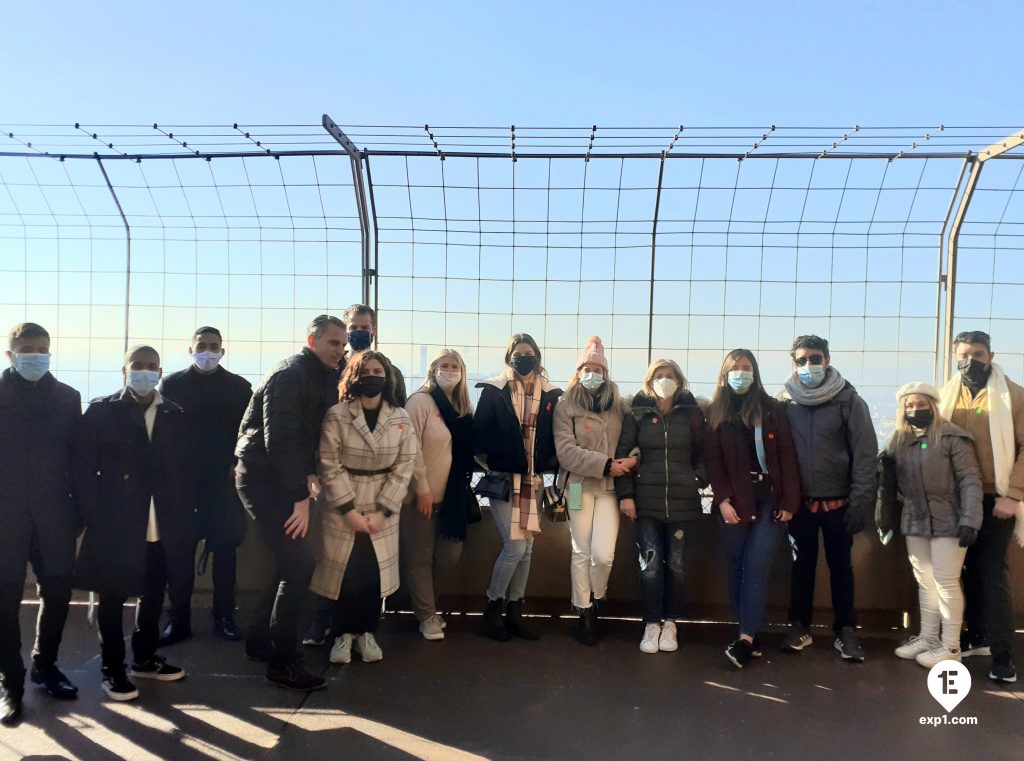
[486,498,534,602]
[636,516,687,623]
[720,497,786,638]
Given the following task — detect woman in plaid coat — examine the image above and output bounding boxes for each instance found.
[310,351,418,665]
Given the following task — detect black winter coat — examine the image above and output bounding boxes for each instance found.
[235,348,340,503]
[0,369,81,581]
[73,390,196,597]
[614,392,707,522]
[473,376,562,475]
[161,365,253,551]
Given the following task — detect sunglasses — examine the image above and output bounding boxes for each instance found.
[794,355,825,367]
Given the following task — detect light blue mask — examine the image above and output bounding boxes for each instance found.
[128,370,160,396]
[579,371,605,392]
[12,353,50,382]
[727,370,755,394]
[798,364,826,388]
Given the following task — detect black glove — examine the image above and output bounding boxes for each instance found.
[957,526,979,548]
[843,504,867,535]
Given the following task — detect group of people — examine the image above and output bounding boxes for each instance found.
[1,305,1021,725]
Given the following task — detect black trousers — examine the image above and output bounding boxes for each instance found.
[97,542,167,673]
[963,495,1016,659]
[331,533,382,635]
[787,504,856,634]
[236,470,315,667]
[0,576,72,692]
[167,543,238,626]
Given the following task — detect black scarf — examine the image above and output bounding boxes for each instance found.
[430,386,478,541]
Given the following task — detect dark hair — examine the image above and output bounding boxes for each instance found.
[8,322,49,350]
[504,333,547,378]
[192,326,222,342]
[706,348,771,430]
[790,334,830,359]
[307,314,346,340]
[124,344,161,366]
[954,330,992,353]
[343,304,377,329]
[338,350,399,406]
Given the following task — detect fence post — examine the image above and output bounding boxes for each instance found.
[647,156,666,365]
[95,157,131,353]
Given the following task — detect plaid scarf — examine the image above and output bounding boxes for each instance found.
[509,373,542,538]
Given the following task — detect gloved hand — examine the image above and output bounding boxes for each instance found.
[843,505,866,535]
[957,526,979,548]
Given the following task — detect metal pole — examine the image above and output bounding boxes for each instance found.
[322,114,372,304]
[934,157,970,384]
[95,157,131,353]
[647,157,666,365]
[364,153,381,313]
[940,158,983,382]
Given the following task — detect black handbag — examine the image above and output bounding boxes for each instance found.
[541,483,569,523]
[474,472,511,503]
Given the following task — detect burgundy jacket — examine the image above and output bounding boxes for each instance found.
[704,397,802,523]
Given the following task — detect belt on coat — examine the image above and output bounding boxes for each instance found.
[347,467,393,477]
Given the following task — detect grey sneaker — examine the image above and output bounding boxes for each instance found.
[834,626,865,662]
[419,615,445,641]
[784,622,813,652]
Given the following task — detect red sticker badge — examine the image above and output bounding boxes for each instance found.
[652,418,659,424]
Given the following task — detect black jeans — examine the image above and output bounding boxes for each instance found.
[635,516,687,624]
[787,503,856,634]
[236,470,315,667]
[331,533,382,635]
[97,542,167,673]
[963,495,1016,660]
[167,544,238,625]
[0,573,72,692]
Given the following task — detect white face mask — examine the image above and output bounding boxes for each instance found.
[193,350,222,373]
[652,377,678,400]
[128,370,161,397]
[435,369,461,391]
[579,371,605,391]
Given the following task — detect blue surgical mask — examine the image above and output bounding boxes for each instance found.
[12,353,50,382]
[727,370,755,395]
[797,364,826,388]
[128,370,160,397]
[579,371,605,392]
[347,330,373,352]
[193,350,222,373]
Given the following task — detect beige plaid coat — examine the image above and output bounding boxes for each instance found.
[310,400,418,599]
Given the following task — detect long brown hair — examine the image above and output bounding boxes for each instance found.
[338,350,399,406]
[706,348,771,430]
[504,333,548,379]
[562,366,621,417]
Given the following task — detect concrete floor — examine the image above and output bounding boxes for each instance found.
[2,603,1022,761]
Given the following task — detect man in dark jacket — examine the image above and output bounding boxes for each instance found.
[74,345,193,702]
[235,314,344,692]
[0,323,81,725]
[779,335,877,662]
[158,326,253,645]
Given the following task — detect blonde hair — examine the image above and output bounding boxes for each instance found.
[562,365,621,417]
[886,393,945,455]
[641,359,688,400]
[421,348,473,417]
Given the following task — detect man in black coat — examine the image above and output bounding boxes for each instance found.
[74,345,195,702]
[159,326,253,645]
[0,323,81,725]
[235,314,344,692]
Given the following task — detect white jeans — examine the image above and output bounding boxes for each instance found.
[906,535,968,650]
[568,489,620,609]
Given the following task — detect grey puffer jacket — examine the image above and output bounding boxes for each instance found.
[881,421,983,538]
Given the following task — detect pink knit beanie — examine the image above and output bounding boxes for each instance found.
[576,336,608,372]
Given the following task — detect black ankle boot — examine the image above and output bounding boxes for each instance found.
[505,600,541,640]
[214,612,243,641]
[484,598,511,641]
[576,606,597,646]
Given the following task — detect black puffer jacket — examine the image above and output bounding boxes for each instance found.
[473,375,562,475]
[235,348,340,502]
[614,392,707,522]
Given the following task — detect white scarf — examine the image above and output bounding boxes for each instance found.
[938,362,1024,546]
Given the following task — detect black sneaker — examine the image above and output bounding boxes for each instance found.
[101,672,139,702]
[265,662,327,692]
[130,655,186,681]
[960,635,991,658]
[214,614,243,642]
[990,653,1018,684]
[783,621,813,652]
[834,626,866,663]
[302,615,332,647]
[30,664,79,699]
[0,686,23,725]
[726,639,754,669]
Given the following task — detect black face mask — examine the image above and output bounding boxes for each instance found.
[957,358,990,388]
[510,355,538,376]
[352,376,386,398]
[907,409,934,429]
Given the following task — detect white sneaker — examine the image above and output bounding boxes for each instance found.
[329,634,353,664]
[916,645,961,669]
[895,635,938,660]
[355,633,383,663]
[419,615,445,641]
[640,623,662,654]
[659,620,679,652]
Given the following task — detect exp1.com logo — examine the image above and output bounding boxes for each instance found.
[920,661,979,726]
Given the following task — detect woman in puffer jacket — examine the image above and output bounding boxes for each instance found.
[878,382,983,669]
[615,359,706,655]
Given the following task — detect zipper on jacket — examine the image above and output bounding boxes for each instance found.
[664,415,670,520]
